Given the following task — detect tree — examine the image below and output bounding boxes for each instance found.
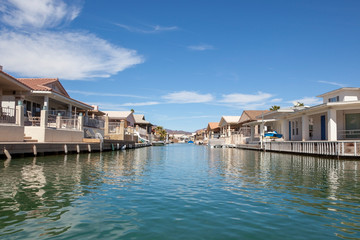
[155,126,167,140]
[131,109,135,113]
[269,105,280,111]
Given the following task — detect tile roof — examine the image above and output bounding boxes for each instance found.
[17,78,70,97]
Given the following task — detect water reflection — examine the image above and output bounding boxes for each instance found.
[1,146,360,239]
[208,148,360,239]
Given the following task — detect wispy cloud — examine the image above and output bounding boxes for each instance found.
[114,23,178,34]
[120,101,160,107]
[0,0,81,29]
[220,92,273,104]
[89,101,160,110]
[318,80,346,88]
[68,90,148,99]
[218,92,274,109]
[162,91,214,103]
[0,0,144,80]
[187,44,214,51]
[289,97,322,106]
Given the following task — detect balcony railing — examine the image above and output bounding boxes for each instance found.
[264,141,360,157]
[0,107,16,124]
[84,116,104,129]
[58,117,79,130]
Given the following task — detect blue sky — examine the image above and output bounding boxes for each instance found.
[1,0,359,132]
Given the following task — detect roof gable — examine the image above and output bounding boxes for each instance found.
[219,116,240,126]
[17,78,70,97]
[207,122,219,131]
[239,110,270,124]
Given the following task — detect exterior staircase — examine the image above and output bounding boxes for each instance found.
[24,135,38,143]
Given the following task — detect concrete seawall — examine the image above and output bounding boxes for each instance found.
[0,140,150,159]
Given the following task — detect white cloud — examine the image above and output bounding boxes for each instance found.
[220,92,273,104]
[67,90,148,99]
[187,44,214,51]
[318,80,346,88]
[114,23,178,34]
[162,91,214,103]
[0,30,144,80]
[120,101,160,107]
[0,0,144,80]
[1,0,81,29]
[270,98,283,103]
[289,97,322,106]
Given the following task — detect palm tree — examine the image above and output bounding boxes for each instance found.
[131,109,135,113]
[155,126,167,140]
[269,105,280,111]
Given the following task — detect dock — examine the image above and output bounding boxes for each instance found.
[0,139,151,159]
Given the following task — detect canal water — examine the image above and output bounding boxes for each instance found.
[1,144,360,239]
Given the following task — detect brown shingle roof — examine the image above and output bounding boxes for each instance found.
[207,122,220,130]
[239,110,270,124]
[17,78,70,98]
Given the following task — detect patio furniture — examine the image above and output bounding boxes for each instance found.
[27,111,40,126]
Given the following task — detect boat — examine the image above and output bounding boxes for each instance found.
[264,131,283,139]
[152,141,165,146]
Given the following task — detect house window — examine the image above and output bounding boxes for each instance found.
[292,121,295,135]
[345,113,360,139]
[295,121,299,135]
[328,96,339,102]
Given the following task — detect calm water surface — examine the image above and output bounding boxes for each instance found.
[1,144,360,239]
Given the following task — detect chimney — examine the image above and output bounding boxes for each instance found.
[0,65,3,71]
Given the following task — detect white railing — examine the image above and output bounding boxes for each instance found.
[264,141,360,157]
[0,107,16,124]
[58,117,79,130]
[108,122,121,133]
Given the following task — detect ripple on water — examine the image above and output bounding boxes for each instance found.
[0,146,360,239]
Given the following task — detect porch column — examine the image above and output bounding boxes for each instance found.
[44,96,49,110]
[250,125,255,142]
[228,125,231,137]
[104,115,109,136]
[15,101,24,126]
[302,115,309,141]
[119,120,125,140]
[281,119,289,141]
[328,109,337,141]
[40,109,48,128]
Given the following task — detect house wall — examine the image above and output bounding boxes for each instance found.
[288,117,302,141]
[310,113,327,140]
[322,90,360,103]
[25,127,83,142]
[0,125,24,141]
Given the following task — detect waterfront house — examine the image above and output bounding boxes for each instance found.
[206,122,220,139]
[14,77,93,142]
[219,116,241,138]
[134,114,153,141]
[259,88,360,142]
[102,111,137,142]
[0,68,31,141]
[234,110,270,144]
